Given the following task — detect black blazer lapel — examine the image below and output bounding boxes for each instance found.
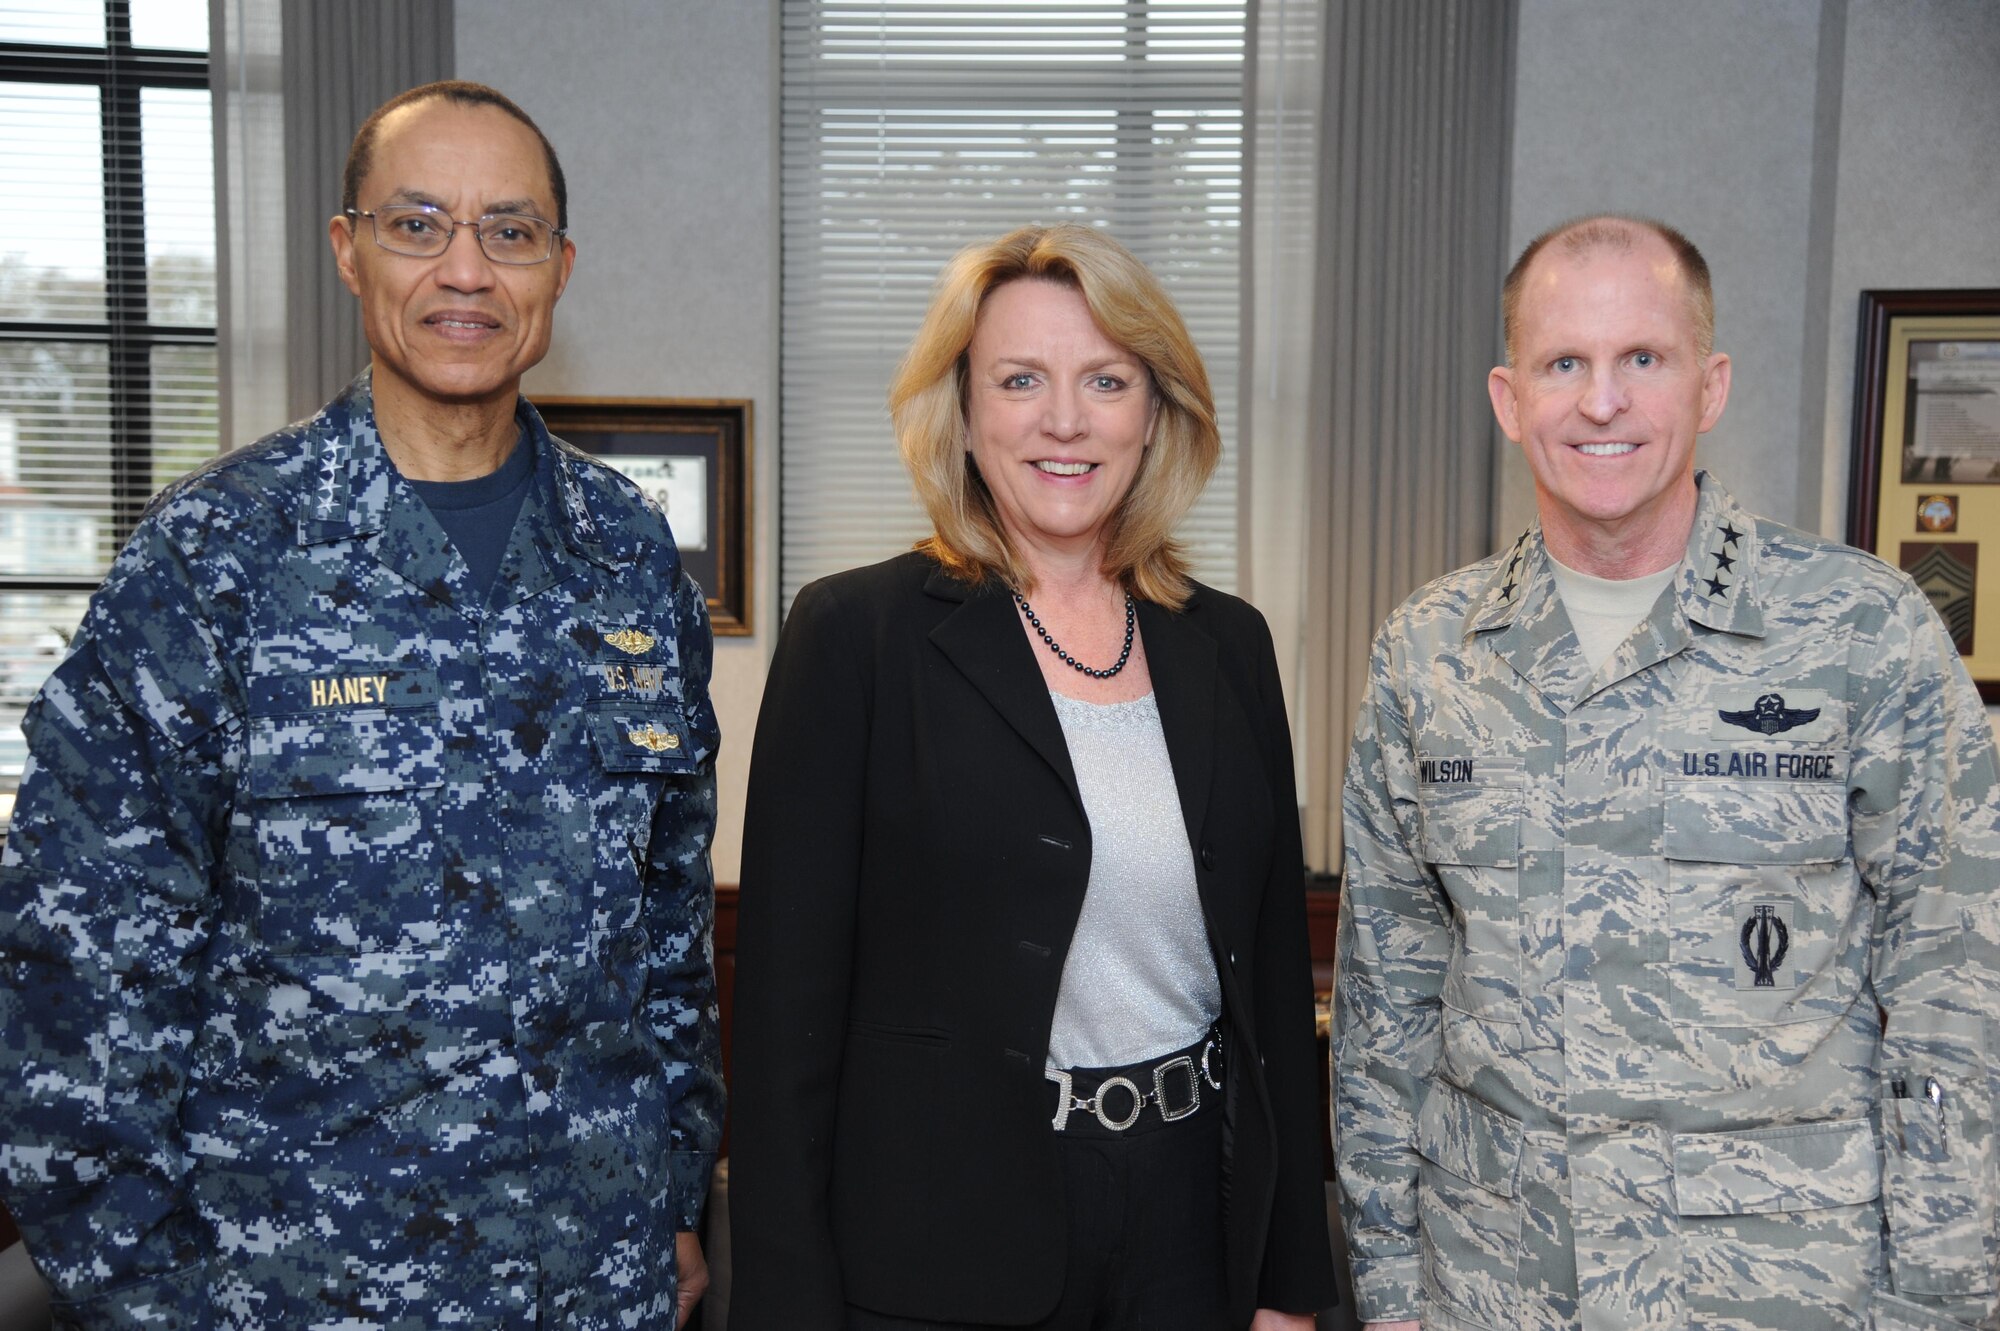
[924,567,1084,815]
[1135,597,1217,860]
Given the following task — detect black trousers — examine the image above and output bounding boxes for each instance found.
[844,1094,1230,1331]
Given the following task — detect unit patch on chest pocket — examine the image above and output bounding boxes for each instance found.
[1734,900,1796,991]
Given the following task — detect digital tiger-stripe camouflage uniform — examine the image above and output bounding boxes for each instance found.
[0,372,724,1329]
[1335,472,2000,1331]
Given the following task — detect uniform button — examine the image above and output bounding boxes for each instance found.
[1200,847,1218,871]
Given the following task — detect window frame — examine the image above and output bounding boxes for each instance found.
[0,0,211,602]
[777,0,1250,616]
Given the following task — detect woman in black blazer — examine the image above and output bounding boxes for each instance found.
[730,224,1338,1329]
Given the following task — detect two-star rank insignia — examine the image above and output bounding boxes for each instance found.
[627,723,682,752]
[1718,692,1821,735]
[603,628,657,656]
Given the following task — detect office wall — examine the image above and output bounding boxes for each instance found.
[1814,1,2000,530]
[1501,0,2000,549]
[458,3,781,882]
[1497,0,1827,540]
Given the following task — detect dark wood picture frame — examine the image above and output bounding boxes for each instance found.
[1846,289,2000,701]
[536,397,753,636]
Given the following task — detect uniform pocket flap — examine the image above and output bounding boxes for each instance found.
[246,705,444,798]
[1663,781,1847,864]
[587,707,702,774]
[1672,1117,1880,1216]
[1418,784,1523,868]
[1415,1080,1522,1198]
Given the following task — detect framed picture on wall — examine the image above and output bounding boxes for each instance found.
[1848,289,2000,700]
[536,397,754,636]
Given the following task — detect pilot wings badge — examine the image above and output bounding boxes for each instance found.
[603,628,657,656]
[1718,692,1821,736]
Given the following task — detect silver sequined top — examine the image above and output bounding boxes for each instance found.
[1045,690,1222,1069]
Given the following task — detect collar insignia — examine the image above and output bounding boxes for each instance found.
[604,628,657,656]
[627,723,682,753]
[1719,692,1820,735]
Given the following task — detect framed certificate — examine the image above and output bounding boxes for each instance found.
[1847,289,2000,700]
[536,397,754,636]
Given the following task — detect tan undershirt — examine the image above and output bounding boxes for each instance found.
[1546,552,1681,674]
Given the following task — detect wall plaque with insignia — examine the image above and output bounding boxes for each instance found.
[1849,289,2000,699]
[1901,542,1977,655]
[1917,493,1959,532]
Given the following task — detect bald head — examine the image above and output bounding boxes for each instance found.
[1503,215,1714,365]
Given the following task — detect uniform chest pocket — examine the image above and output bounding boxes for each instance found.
[580,703,711,930]
[1418,778,1524,1022]
[242,671,445,954]
[1662,779,1865,1028]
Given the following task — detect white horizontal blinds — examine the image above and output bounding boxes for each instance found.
[0,2,215,795]
[780,0,1247,615]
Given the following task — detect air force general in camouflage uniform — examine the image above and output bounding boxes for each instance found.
[0,83,724,1328]
[1335,216,2000,1331]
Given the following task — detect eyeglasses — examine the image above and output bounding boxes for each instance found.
[346,204,566,265]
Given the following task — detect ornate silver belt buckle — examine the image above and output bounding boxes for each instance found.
[1153,1054,1200,1121]
[1092,1074,1145,1131]
[1047,1068,1075,1131]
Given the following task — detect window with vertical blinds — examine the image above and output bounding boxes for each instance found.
[0,0,214,800]
[779,0,1247,614]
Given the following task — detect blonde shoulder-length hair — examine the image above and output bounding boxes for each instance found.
[890,224,1219,610]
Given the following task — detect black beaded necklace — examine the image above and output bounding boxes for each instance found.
[1012,588,1136,679]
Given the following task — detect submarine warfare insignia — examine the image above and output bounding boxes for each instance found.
[627,723,682,753]
[603,627,657,656]
[1739,903,1791,989]
[1719,692,1821,736]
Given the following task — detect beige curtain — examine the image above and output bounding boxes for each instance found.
[1297,0,1517,872]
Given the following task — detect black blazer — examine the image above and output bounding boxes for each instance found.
[729,552,1337,1327]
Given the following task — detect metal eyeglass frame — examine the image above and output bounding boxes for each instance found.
[345,204,568,265]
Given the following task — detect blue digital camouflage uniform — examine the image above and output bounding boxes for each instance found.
[0,372,724,1330]
[1335,473,2000,1331]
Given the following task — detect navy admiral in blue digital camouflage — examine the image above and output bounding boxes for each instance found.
[1335,216,2000,1331]
[0,82,723,1328]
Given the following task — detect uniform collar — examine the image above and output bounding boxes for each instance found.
[294,370,612,563]
[1675,473,1764,638]
[1467,471,1764,640]
[1465,472,1765,712]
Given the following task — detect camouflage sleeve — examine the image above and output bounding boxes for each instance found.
[1333,618,1452,1322]
[0,539,235,1329]
[646,570,725,1232]
[1850,581,2000,1328]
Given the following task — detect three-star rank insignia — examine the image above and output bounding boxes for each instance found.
[603,627,657,656]
[627,723,682,752]
[1698,521,1744,601]
[1718,692,1821,735]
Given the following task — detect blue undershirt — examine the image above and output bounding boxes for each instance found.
[408,427,537,602]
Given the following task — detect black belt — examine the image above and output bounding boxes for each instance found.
[1045,1025,1223,1136]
